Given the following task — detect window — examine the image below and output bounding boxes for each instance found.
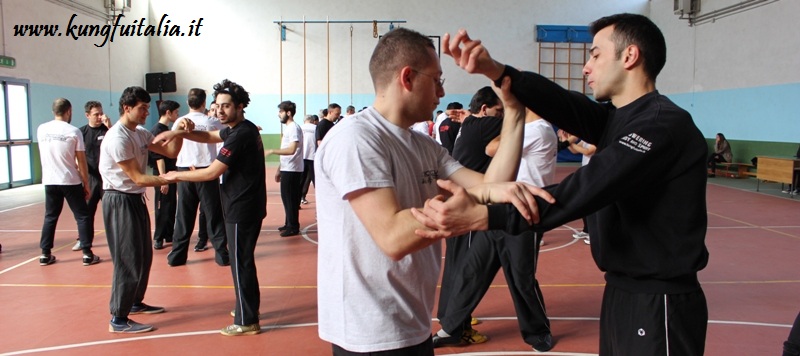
[536,25,592,95]
[0,78,33,190]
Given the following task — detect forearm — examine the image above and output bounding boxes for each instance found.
[373,209,439,261]
[156,159,167,175]
[184,130,222,144]
[132,174,169,187]
[483,103,525,183]
[169,167,221,183]
[267,146,297,156]
[76,153,90,187]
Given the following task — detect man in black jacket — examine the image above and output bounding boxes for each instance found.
[415,14,710,355]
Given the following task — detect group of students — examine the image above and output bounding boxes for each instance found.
[32,11,798,355]
[37,80,267,336]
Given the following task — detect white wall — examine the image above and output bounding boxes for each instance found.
[652,0,799,142]
[148,0,649,129]
[0,0,150,122]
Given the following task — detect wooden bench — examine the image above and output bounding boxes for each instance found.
[713,162,756,178]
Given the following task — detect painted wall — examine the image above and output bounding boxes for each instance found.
[651,0,799,143]
[0,0,150,129]
[3,0,797,182]
[147,0,649,133]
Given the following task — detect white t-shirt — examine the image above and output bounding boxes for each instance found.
[279,121,304,172]
[300,122,317,160]
[516,120,558,187]
[99,123,153,194]
[315,107,462,352]
[433,112,448,144]
[174,112,224,168]
[410,121,430,138]
[580,141,593,166]
[37,120,85,185]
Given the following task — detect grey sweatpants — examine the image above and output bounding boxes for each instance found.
[103,190,153,318]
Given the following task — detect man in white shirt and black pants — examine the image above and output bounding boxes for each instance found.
[266,100,303,237]
[167,88,229,267]
[37,98,99,266]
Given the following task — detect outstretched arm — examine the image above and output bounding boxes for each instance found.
[443,29,506,81]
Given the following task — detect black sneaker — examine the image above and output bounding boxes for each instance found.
[39,255,56,266]
[531,333,554,352]
[109,319,153,333]
[153,240,164,250]
[130,303,165,315]
[277,225,288,231]
[83,254,101,266]
[432,333,465,348]
[194,244,208,252]
[279,230,299,237]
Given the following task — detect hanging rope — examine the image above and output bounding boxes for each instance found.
[350,25,354,106]
[372,20,378,38]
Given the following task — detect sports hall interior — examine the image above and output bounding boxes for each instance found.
[0,0,798,355]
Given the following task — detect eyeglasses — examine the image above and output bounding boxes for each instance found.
[412,69,445,88]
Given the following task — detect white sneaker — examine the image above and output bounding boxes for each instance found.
[72,241,82,251]
[572,231,589,239]
[539,238,545,247]
[584,238,591,245]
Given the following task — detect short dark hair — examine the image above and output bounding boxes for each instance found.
[158,100,180,117]
[212,79,250,108]
[368,28,436,90]
[468,86,500,113]
[52,98,71,116]
[278,100,296,117]
[346,105,355,113]
[321,108,328,117]
[84,100,102,114]
[446,102,463,110]
[187,88,207,109]
[328,103,341,111]
[118,86,151,115]
[590,13,667,81]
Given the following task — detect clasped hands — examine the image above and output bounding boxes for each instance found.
[411,180,554,240]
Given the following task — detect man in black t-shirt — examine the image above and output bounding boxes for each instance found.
[77,101,110,251]
[149,100,179,250]
[434,86,504,348]
[437,102,464,155]
[315,103,340,146]
[159,79,266,337]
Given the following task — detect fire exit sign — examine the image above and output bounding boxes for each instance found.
[0,56,16,68]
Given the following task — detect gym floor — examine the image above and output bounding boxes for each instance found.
[0,164,797,355]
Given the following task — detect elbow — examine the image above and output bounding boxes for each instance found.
[377,242,410,261]
[384,250,407,262]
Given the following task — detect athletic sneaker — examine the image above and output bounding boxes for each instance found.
[130,303,165,314]
[109,319,153,333]
[531,333,554,352]
[432,328,488,348]
[462,328,488,344]
[39,255,56,266]
[194,244,208,252]
[584,238,591,245]
[572,231,589,239]
[71,241,81,251]
[83,254,101,266]
[301,199,309,205]
[220,323,261,336]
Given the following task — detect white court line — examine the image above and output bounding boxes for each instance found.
[301,222,318,245]
[0,322,317,356]
[0,203,40,214]
[1,317,790,356]
[0,257,39,276]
